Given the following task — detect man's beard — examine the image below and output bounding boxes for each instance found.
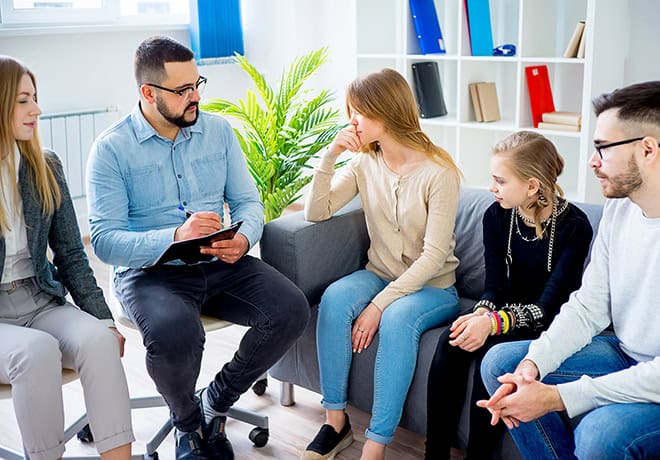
[156,98,199,128]
[595,156,643,198]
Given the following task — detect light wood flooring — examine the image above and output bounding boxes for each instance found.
[0,244,432,460]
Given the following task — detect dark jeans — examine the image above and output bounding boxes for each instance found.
[426,328,513,460]
[115,255,310,432]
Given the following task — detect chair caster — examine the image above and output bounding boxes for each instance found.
[249,427,269,447]
[252,378,267,396]
[77,424,94,443]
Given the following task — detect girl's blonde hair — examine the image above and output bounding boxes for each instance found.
[0,55,60,233]
[493,131,565,238]
[345,68,461,178]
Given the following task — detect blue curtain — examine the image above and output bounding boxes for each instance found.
[189,0,244,63]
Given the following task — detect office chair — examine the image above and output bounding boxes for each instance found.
[0,369,99,460]
[75,279,270,460]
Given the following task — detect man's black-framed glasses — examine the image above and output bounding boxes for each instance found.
[594,137,644,160]
[146,76,207,99]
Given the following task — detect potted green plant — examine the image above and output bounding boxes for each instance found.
[201,48,342,222]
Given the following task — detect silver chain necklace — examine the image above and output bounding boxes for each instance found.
[506,198,561,275]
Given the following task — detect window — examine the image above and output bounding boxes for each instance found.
[0,0,188,25]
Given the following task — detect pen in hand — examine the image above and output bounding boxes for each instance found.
[177,205,195,219]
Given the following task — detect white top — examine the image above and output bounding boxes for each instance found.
[526,198,660,417]
[1,146,34,283]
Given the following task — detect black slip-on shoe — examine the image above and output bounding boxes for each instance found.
[301,414,353,460]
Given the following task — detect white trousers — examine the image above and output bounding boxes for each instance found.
[0,278,134,460]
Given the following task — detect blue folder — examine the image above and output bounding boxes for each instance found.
[466,0,494,56]
[409,0,446,54]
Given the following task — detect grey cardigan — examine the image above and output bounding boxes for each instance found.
[0,149,111,321]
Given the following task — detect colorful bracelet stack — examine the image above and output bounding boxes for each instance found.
[486,310,514,335]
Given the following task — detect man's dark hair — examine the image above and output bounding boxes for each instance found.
[134,36,194,86]
[593,81,660,128]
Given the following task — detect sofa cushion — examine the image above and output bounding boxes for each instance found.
[453,188,497,300]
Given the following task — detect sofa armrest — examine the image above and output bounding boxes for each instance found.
[260,198,369,305]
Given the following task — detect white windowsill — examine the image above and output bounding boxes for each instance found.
[0,21,189,37]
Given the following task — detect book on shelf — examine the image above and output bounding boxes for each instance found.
[469,83,483,122]
[563,20,585,58]
[525,65,555,128]
[465,0,494,56]
[409,0,446,54]
[469,81,500,122]
[542,111,582,127]
[411,61,448,118]
[577,22,587,58]
[538,122,580,132]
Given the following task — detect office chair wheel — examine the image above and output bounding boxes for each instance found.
[249,427,269,447]
[252,378,268,396]
[77,424,94,443]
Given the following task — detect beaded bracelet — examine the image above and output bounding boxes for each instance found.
[487,311,498,336]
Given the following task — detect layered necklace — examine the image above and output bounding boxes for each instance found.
[505,198,568,276]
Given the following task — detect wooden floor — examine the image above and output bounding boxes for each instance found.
[0,245,434,460]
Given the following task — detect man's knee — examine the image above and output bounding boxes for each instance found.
[480,342,525,393]
[269,281,310,335]
[142,315,204,356]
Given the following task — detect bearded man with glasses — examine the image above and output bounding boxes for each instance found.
[86,36,309,460]
[478,80,660,459]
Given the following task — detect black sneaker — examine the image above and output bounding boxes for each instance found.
[301,414,353,460]
[199,389,234,460]
[175,430,209,460]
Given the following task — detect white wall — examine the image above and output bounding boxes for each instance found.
[624,0,660,85]
[0,0,356,234]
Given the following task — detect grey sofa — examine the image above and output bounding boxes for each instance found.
[260,187,603,457]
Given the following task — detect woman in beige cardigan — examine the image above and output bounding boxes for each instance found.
[301,68,462,460]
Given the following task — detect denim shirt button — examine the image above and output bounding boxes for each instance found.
[177,174,182,179]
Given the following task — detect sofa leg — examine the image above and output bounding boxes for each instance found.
[280,381,295,406]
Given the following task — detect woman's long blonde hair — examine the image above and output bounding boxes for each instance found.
[0,56,61,233]
[492,131,565,238]
[345,68,461,178]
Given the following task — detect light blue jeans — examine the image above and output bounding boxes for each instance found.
[317,269,460,445]
[480,337,660,459]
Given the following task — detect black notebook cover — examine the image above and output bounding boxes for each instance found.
[411,61,448,118]
[148,221,243,267]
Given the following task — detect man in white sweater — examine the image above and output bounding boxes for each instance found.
[478,80,660,459]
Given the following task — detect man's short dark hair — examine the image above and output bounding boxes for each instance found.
[134,36,194,86]
[593,81,660,128]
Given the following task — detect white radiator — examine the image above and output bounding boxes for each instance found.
[40,107,119,199]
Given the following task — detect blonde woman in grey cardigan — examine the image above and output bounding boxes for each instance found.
[0,56,134,460]
[301,68,462,460]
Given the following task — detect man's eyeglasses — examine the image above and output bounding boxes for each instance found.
[145,76,207,99]
[594,137,644,160]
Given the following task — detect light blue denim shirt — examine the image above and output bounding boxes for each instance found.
[86,104,263,269]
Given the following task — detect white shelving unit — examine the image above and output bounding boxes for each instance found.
[355,0,632,203]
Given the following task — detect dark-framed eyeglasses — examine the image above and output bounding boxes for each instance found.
[594,137,644,160]
[145,76,207,99]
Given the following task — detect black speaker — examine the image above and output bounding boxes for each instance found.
[411,61,448,118]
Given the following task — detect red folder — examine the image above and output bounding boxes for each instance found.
[525,65,555,128]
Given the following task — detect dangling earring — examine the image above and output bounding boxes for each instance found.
[537,189,548,206]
